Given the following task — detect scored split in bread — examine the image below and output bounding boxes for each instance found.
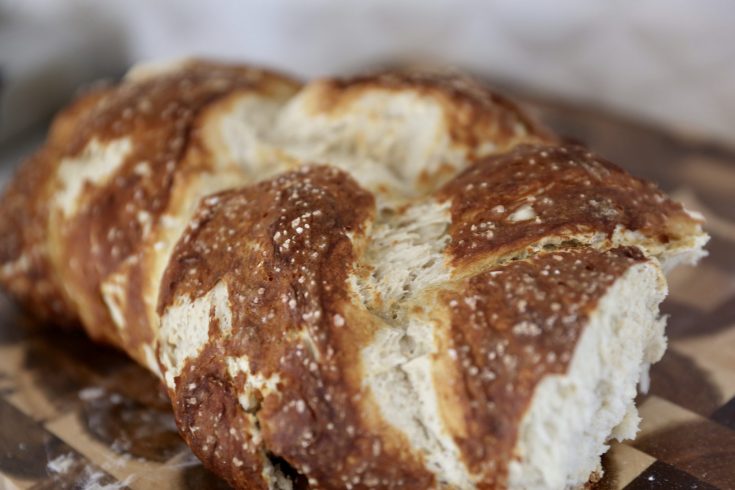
[0,59,708,490]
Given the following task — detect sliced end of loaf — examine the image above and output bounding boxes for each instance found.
[509,261,667,489]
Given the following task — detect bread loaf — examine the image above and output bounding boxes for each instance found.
[0,59,708,489]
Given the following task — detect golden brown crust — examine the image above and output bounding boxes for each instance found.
[435,246,647,485]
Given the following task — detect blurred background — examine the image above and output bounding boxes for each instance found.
[1,0,734,182]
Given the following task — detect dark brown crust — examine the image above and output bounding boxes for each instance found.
[60,60,299,349]
[174,343,272,490]
[0,62,706,490]
[0,85,114,325]
[162,166,434,489]
[439,246,648,486]
[439,143,700,267]
[0,60,300,352]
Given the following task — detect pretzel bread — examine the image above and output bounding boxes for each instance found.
[0,59,708,489]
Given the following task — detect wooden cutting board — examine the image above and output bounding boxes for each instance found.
[0,93,733,490]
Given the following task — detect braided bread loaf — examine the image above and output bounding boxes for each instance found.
[0,59,708,489]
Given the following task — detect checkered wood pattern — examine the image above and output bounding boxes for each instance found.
[0,93,733,489]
